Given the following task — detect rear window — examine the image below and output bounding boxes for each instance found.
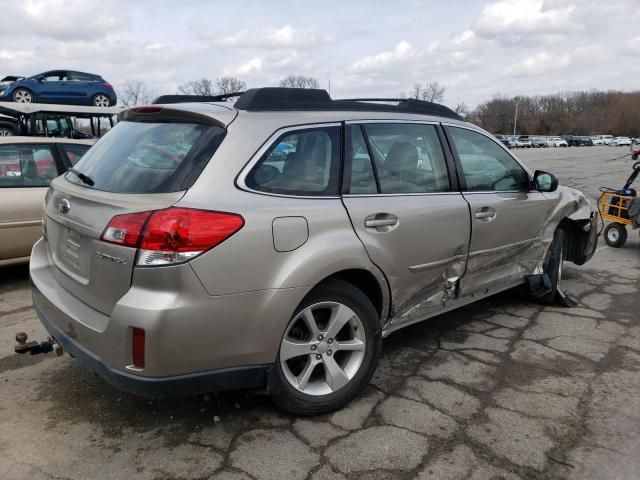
[66,121,225,193]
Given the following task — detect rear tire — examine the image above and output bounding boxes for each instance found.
[272,279,382,415]
[539,228,566,304]
[92,94,111,107]
[604,223,627,248]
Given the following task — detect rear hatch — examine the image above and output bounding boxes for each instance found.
[43,105,232,316]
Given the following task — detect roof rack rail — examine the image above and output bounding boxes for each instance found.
[151,88,463,120]
[233,88,462,120]
[152,92,246,104]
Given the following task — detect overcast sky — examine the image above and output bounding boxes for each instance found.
[1,0,640,108]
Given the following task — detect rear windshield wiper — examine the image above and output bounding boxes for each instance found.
[67,168,95,186]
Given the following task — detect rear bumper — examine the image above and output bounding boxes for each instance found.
[33,289,272,398]
[29,237,307,398]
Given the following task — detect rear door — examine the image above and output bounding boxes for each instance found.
[67,71,95,103]
[341,122,471,326]
[0,142,63,260]
[444,125,553,297]
[43,114,228,315]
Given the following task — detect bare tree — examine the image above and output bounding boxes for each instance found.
[412,84,423,100]
[279,75,320,89]
[118,79,156,107]
[214,76,247,95]
[454,102,470,118]
[422,82,446,103]
[177,78,214,96]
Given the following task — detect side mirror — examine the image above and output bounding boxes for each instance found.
[533,170,558,192]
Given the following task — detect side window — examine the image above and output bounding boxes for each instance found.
[363,123,450,194]
[345,125,377,194]
[246,126,341,196]
[0,145,57,188]
[449,127,529,192]
[60,144,91,166]
[43,72,63,82]
[69,72,93,81]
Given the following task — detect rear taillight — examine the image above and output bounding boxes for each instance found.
[104,82,113,89]
[100,207,244,266]
[101,211,152,247]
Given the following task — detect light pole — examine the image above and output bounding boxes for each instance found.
[513,102,519,136]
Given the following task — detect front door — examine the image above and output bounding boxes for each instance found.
[341,122,471,327]
[445,125,553,297]
[38,71,71,102]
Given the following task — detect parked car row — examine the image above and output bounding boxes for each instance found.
[496,133,635,148]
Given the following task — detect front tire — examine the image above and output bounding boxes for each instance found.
[604,223,627,248]
[12,88,33,103]
[273,279,382,415]
[538,229,566,304]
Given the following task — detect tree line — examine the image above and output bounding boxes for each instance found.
[468,90,640,137]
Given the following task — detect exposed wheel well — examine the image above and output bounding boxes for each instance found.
[317,269,385,319]
[558,217,593,265]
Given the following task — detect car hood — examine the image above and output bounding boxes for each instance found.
[0,76,25,84]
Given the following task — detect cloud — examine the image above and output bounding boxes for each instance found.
[474,0,577,44]
[628,35,640,50]
[208,25,332,50]
[224,57,264,76]
[351,41,415,73]
[3,0,128,41]
[505,51,571,76]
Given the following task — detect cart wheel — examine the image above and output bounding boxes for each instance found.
[604,223,627,248]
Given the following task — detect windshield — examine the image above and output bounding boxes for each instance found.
[65,121,225,193]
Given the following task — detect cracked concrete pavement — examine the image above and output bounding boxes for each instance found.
[1,146,639,479]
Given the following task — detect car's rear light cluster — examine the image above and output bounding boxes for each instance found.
[100,207,244,266]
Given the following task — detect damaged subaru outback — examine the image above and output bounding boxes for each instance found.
[26,88,598,414]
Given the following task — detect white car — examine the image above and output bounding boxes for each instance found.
[591,137,604,146]
[599,135,614,145]
[610,137,631,147]
[546,136,568,147]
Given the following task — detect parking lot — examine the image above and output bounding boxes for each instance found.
[0,146,638,480]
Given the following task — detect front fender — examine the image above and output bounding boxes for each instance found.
[542,186,598,265]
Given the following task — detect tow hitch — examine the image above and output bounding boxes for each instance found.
[14,332,63,357]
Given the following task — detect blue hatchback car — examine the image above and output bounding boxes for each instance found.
[0,70,117,107]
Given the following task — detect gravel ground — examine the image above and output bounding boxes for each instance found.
[0,146,639,480]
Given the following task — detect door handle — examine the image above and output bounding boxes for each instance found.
[365,218,398,228]
[474,208,497,221]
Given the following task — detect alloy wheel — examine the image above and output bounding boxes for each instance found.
[280,301,366,396]
[93,94,110,107]
[13,90,32,103]
[0,128,13,136]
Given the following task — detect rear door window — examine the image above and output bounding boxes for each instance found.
[0,144,59,187]
[66,121,226,193]
[359,123,450,194]
[245,126,341,196]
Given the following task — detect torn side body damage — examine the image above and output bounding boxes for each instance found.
[542,186,598,266]
[380,186,596,336]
